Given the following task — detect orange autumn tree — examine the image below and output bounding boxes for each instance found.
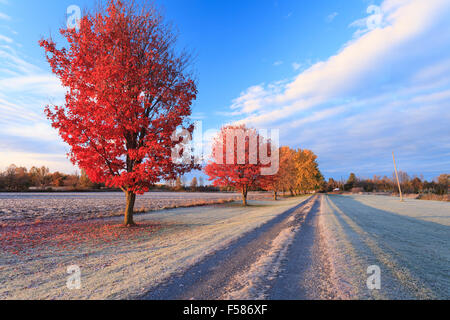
[40,0,198,226]
[278,146,298,196]
[262,147,323,198]
[295,149,324,194]
[262,146,297,198]
[204,125,275,206]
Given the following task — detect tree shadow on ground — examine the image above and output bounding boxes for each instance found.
[328,195,449,298]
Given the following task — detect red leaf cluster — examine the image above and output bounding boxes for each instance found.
[204,125,275,203]
[39,0,198,194]
[1,219,162,257]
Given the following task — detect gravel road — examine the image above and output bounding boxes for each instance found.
[140,195,329,300]
[140,194,449,300]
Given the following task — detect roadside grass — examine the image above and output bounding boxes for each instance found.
[132,198,237,214]
[0,197,305,299]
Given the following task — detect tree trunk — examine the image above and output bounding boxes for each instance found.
[124,191,136,226]
[242,186,248,206]
[273,190,277,201]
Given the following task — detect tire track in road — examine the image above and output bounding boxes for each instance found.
[140,196,314,300]
[220,197,318,300]
[265,195,342,299]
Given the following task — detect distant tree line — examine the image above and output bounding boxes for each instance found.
[0,164,220,193]
[203,125,325,205]
[325,172,449,195]
[260,146,324,200]
[0,164,105,192]
[163,176,222,192]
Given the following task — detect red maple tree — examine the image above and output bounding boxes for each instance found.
[40,0,197,226]
[204,125,274,205]
[259,172,280,201]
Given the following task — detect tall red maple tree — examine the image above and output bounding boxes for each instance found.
[40,0,197,226]
[204,125,274,206]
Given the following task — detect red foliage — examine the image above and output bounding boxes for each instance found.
[1,219,162,257]
[39,0,197,195]
[204,125,273,204]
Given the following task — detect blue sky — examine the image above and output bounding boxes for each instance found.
[0,0,449,181]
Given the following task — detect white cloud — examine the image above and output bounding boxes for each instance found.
[0,12,10,21]
[228,0,450,178]
[0,40,71,172]
[0,74,64,96]
[0,122,61,142]
[0,33,12,43]
[292,62,302,71]
[273,60,283,66]
[0,150,73,173]
[326,12,338,23]
[0,46,41,74]
[231,0,450,123]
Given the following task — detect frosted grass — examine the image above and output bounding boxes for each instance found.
[0,192,270,224]
[0,198,301,300]
[322,195,450,299]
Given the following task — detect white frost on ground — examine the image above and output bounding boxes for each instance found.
[221,227,297,300]
[319,196,384,299]
[341,194,450,226]
[0,197,301,300]
[221,198,314,300]
[0,192,271,224]
[320,195,450,299]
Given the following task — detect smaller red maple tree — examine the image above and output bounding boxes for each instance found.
[39,0,198,226]
[259,172,281,201]
[204,125,275,205]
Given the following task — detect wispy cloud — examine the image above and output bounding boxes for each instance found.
[0,12,10,21]
[0,33,12,42]
[273,60,283,67]
[228,0,450,178]
[0,35,69,171]
[326,12,338,23]
[292,62,302,71]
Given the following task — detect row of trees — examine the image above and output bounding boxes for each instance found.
[260,147,324,200]
[35,0,325,226]
[0,165,101,192]
[325,172,449,195]
[204,125,324,205]
[0,164,221,193]
[165,176,220,192]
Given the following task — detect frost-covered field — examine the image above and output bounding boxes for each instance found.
[0,192,270,225]
[321,195,450,299]
[0,197,303,300]
[1,193,447,300]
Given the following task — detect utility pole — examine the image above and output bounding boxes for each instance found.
[392,151,404,202]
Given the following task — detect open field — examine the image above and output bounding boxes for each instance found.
[0,196,308,299]
[321,195,449,299]
[140,195,449,300]
[0,193,448,300]
[0,191,271,225]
